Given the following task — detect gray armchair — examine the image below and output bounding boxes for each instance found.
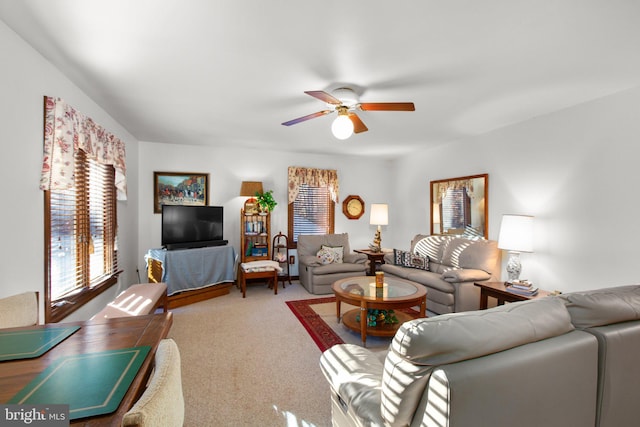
[297,233,367,294]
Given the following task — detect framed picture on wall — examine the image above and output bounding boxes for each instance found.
[430,173,488,239]
[153,172,209,213]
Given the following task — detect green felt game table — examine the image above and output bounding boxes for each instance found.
[0,326,80,362]
[0,312,172,426]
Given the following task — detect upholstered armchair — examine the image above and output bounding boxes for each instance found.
[122,338,184,427]
[297,233,367,294]
[0,292,38,328]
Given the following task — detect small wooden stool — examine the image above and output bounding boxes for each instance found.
[238,267,278,298]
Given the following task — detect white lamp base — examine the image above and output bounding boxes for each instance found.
[506,251,522,282]
[370,225,382,252]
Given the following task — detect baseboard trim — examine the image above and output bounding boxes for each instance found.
[167,283,233,309]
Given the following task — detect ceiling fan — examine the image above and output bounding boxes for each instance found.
[282,87,415,140]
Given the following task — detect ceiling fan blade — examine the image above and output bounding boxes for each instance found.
[359,102,415,111]
[282,110,333,126]
[305,90,342,105]
[348,113,368,134]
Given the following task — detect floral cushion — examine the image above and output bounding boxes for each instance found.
[321,245,344,264]
[317,248,336,265]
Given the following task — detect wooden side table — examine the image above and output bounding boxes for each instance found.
[474,281,551,309]
[354,249,389,276]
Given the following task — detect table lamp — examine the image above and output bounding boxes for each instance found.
[369,204,388,253]
[239,181,263,198]
[497,214,534,282]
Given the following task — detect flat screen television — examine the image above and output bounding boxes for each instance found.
[161,205,227,250]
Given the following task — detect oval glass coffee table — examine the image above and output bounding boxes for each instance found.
[332,276,427,346]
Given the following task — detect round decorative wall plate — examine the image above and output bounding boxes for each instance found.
[342,195,365,220]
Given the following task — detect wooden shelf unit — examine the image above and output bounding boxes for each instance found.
[240,209,271,263]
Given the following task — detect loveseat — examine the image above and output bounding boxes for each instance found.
[297,233,368,294]
[319,284,640,427]
[381,234,500,314]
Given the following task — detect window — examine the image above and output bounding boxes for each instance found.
[287,167,338,245]
[288,184,335,243]
[44,150,119,322]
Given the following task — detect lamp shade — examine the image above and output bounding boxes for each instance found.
[239,181,263,197]
[498,214,534,252]
[370,204,389,226]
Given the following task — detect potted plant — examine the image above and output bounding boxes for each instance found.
[255,190,277,213]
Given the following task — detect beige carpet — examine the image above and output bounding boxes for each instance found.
[167,281,335,427]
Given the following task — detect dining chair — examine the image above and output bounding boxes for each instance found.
[121,338,184,427]
[0,291,39,328]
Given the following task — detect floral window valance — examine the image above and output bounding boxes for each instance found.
[287,166,339,204]
[40,96,127,200]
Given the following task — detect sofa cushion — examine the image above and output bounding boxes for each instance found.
[380,263,414,280]
[413,235,451,262]
[462,224,484,239]
[560,284,640,328]
[297,233,351,257]
[322,245,344,263]
[310,262,367,275]
[441,268,491,283]
[393,249,428,271]
[405,270,455,293]
[316,247,336,265]
[391,297,573,366]
[412,235,498,274]
[440,237,498,273]
[319,344,386,426]
[393,248,407,265]
[380,297,574,426]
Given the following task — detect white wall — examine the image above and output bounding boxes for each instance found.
[137,142,395,274]
[394,86,640,292]
[0,20,140,321]
[5,13,638,320]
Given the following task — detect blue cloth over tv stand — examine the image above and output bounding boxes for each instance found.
[146,245,236,296]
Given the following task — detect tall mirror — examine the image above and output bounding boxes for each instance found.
[430,174,488,239]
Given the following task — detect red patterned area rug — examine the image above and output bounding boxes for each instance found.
[286,297,343,352]
[286,297,421,352]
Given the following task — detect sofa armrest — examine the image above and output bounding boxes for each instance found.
[344,253,367,264]
[441,268,491,283]
[320,344,385,426]
[383,252,395,264]
[299,255,321,267]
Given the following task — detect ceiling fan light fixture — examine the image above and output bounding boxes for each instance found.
[331,114,354,140]
[282,88,414,139]
[331,87,359,107]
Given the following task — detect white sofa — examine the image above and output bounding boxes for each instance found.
[319,284,640,427]
[381,234,501,314]
[559,285,640,427]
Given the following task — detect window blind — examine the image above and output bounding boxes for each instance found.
[290,184,334,242]
[46,151,118,309]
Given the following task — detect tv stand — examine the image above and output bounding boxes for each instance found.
[146,245,236,307]
[164,240,228,251]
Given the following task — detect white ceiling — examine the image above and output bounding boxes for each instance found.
[2,0,640,158]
